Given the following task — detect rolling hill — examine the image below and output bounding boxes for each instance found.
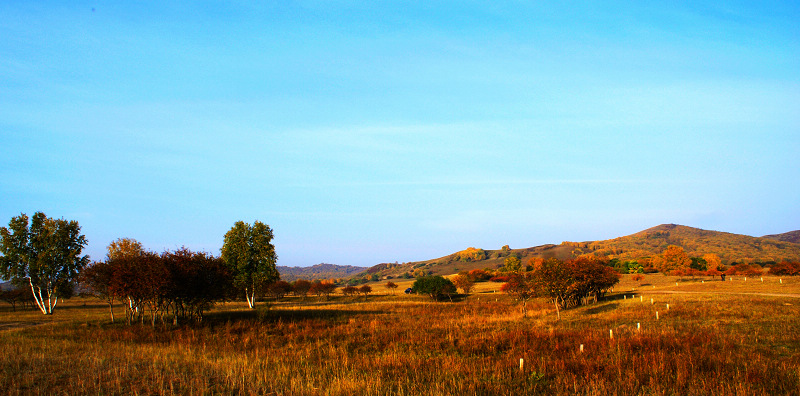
[582,224,800,264]
[762,230,800,244]
[355,224,800,280]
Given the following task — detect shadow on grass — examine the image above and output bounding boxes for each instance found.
[202,306,387,325]
[583,303,620,315]
[53,302,111,311]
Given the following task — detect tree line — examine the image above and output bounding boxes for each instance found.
[0,213,283,319]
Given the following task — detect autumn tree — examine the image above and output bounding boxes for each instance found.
[221,220,279,308]
[293,279,312,297]
[79,261,118,322]
[452,274,475,294]
[107,238,145,261]
[566,256,619,305]
[502,255,522,272]
[161,248,231,324]
[0,212,89,315]
[80,238,147,323]
[385,281,398,295]
[654,245,691,274]
[310,281,337,299]
[266,280,293,300]
[501,273,536,317]
[527,257,544,272]
[341,285,358,296]
[104,250,162,325]
[702,253,725,280]
[131,252,170,326]
[530,258,573,320]
[468,269,492,282]
[358,284,372,299]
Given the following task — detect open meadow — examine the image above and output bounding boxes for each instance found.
[2,275,800,395]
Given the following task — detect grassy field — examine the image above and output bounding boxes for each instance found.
[2,275,799,395]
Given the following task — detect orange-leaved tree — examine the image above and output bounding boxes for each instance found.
[654,245,691,274]
[452,274,475,294]
[359,284,372,299]
[501,272,536,317]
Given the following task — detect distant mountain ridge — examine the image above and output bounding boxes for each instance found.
[277,263,367,282]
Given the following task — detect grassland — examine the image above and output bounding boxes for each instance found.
[2,275,800,395]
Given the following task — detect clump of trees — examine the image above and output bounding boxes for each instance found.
[724,263,763,277]
[293,279,312,297]
[310,281,337,299]
[266,281,293,300]
[341,285,359,296]
[502,256,619,319]
[453,247,486,262]
[81,243,232,325]
[0,287,35,311]
[768,261,800,276]
[466,269,492,282]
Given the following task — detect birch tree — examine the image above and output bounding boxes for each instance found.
[0,212,89,315]
[221,220,279,308]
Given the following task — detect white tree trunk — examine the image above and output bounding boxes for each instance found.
[245,287,255,309]
[50,293,59,312]
[554,299,561,321]
[29,279,50,314]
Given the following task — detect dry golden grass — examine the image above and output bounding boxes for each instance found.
[2,276,800,395]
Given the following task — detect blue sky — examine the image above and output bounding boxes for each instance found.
[1,1,799,266]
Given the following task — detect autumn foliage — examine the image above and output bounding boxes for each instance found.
[310,281,337,299]
[503,256,620,317]
[451,274,475,294]
[768,261,800,276]
[653,245,692,275]
[81,247,232,325]
[453,247,487,262]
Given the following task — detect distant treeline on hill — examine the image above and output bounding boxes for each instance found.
[277,263,368,282]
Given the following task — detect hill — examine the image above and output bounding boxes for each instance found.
[358,224,800,280]
[585,224,800,264]
[762,230,800,244]
[277,263,367,282]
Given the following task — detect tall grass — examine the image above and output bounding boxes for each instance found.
[1,278,799,395]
